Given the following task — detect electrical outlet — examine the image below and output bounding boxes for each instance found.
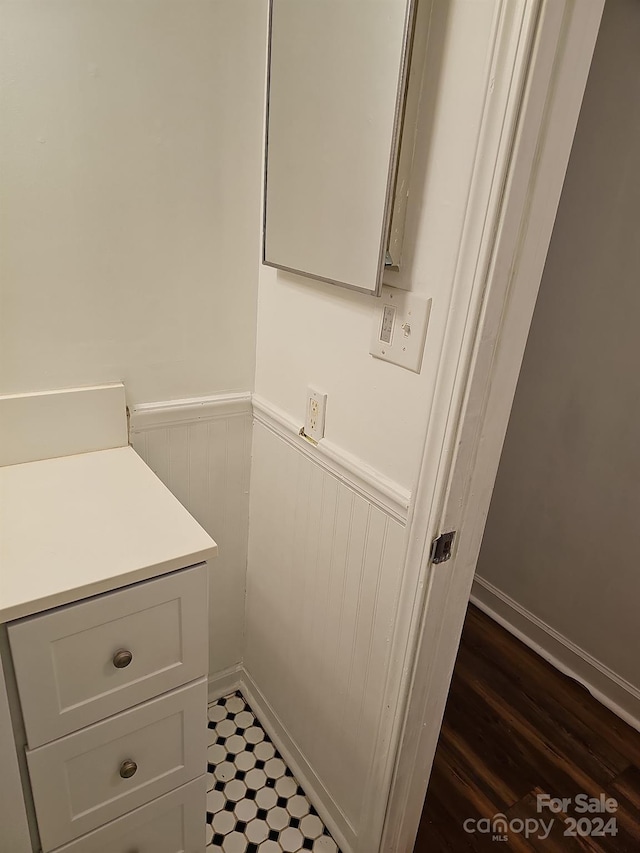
[304,388,327,443]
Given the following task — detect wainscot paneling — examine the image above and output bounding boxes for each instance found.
[130,393,252,677]
[246,403,409,852]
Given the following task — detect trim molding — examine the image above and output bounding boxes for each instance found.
[252,395,411,525]
[130,392,252,431]
[241,669,355,853]
[129,391,411,523]
[382,2,606,850]
[472,576,640,733]
[208,665,243,704]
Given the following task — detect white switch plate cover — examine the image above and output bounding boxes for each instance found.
[370,286,431,372]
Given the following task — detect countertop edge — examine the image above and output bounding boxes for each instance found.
[0,545,218,625]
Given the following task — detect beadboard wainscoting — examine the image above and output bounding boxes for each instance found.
[130,394,252,677]
[245,398,410,853]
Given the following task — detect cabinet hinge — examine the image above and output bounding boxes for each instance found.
[430,531,456,564]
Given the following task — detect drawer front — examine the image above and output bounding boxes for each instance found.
[53,776,206,853]
[8,564,208,747]
[27,679,207,852]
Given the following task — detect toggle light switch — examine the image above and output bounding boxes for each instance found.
[370,286,431,373]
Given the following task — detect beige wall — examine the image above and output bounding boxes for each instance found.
[477,0,640,690]
[0,0,266,404]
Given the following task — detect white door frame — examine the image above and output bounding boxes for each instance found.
[380,0,605,850]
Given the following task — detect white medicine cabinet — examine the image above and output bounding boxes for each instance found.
[262,0,423,295]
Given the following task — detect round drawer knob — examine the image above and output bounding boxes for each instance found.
[119,760,138,779]
[113,649,133,669]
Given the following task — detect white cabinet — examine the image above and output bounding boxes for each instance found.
[52,777,206,853]
[0,442,216,853]
[4,566,209,853]
[9,565,208,748]
[27,680,206,851]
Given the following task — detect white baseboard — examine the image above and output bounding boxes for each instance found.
[207,663,356,852]
[240,669,356,853]
[471,576,640,733]
[208,665,243,703]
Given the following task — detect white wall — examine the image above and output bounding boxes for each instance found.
[247,2,520,849]
[255,0,499,489]
[0,0,266,404]
[0,1,266,686]
[476,0,640,716]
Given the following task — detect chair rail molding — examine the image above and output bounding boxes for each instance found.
[252,395,411,526]
[130,391,252,430]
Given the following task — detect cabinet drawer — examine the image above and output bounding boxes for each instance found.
[53,776,206,853]
[27,679,207,852]
[8,564,208,747]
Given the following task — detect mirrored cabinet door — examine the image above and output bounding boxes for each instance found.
[263,0,417,295]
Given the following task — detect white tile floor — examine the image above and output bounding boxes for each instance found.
[206,691,341,853]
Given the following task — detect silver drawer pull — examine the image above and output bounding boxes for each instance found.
[112,649,133,669]
[119,759,138,779]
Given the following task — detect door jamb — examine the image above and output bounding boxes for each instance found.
[380,1,605,849]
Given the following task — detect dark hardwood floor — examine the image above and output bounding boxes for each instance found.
[414,604,640,851]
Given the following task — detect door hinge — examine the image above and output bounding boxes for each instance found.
[430,531,456,564]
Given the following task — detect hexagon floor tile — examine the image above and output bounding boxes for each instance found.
[207,691,341,853]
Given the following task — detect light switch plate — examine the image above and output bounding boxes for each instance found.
[370,286,431,373]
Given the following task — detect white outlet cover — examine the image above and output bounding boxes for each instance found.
[304,387,327,442]
[370,286,431,373]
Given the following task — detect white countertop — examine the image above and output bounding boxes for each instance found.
[0,446,217,623]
